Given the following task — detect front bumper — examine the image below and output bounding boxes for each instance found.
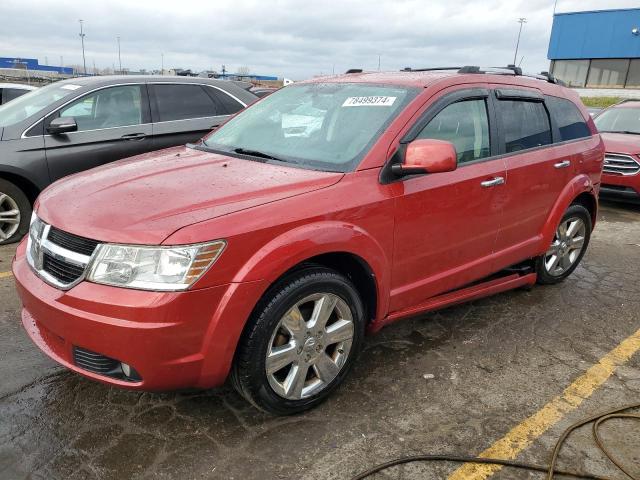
[13,239,266,391]
[601,172,640,203]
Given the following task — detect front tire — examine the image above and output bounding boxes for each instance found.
[0,179,31,245]
[231,267,365,415]
[535,204,592,285]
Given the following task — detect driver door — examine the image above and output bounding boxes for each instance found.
[390,90,507,311]
[44,84,152,181]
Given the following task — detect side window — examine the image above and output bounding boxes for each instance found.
[58,85,143,131]
[3,88,26,104]
[416,99,490,164]
[204,87,244,115]
[497,100,551,153]
[153,84,218,121]
[545,96,591,142]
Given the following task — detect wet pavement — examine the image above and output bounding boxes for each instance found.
[0,201,639,480]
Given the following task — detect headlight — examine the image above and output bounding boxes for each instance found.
[86,241,226,291]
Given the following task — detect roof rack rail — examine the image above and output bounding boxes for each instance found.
[399,65,567,86]
[401,67,465,72]
[345,68,363,74]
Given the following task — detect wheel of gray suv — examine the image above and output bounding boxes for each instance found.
[0,179,31,245]
[231,266,365,415]
[535,204,592,285]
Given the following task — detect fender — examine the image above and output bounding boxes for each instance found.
[232,220,391,322]
[538,174,597,255]
[195,221,391,387]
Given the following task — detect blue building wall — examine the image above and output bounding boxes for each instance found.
[0,57,74,75]
[548,8,640,60]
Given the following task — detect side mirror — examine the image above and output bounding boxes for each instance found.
[47,117,78,135]
[392,139,457,177]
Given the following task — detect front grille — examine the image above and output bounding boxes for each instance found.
[42,252,85,284]
[73,347,121,375]
[603,154,640,176]
[47,226,100,256]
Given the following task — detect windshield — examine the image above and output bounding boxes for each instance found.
[0,82,82,127]
[594,107,640,135]
[202,83,418,172]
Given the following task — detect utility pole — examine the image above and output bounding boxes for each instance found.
[161,53,164,75]
[378,54,381,71]
[79,19,87,75]
[117,36,122,74]
[221,64,226,77]
[513,17,527,66]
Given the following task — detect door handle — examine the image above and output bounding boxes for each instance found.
[480,177,505,188]
[121,133,146,141]
[554,160,571,169]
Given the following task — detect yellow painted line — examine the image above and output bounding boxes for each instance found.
[447,327,640,480]
[0,271,13,279]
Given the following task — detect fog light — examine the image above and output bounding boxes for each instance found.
[121,362,142,381]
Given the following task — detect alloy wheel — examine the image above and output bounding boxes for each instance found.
[0,192,20,241]
[265,292,354,400]
[544,216,587,277]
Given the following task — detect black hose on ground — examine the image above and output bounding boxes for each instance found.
[350,403,640,480]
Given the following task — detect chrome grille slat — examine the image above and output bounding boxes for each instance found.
[48,226,99,256]
[603,153,640,176]
[27,221,99,290]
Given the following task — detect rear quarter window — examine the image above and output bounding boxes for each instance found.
[497,99,552,153]
[545,96,591,142]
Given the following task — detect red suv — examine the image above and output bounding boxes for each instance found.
[593,100,640,202]
[13,67,604,414]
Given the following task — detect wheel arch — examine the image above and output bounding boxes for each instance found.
[0,170,41,204]
[540,175,598,252]
[231,221,391,324]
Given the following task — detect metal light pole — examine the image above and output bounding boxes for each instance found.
[117,36,122,74]
[79,20,87,75]
[513,17,527,66]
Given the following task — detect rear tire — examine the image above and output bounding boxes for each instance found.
[231,267,365,415]
[0,179,31,245]
[535,204,591,285]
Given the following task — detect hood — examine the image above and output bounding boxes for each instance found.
[600,132,640,155]
[37,145,343,244]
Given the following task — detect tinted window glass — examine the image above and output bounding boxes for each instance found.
[154,84,217,121]
[546,96,591,141]
[205,87,244,114]
[497,100,551,153]
[416,99,490,164]
[59,85,143,131]
[3,88,27,104]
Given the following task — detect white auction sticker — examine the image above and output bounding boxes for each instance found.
[61,84,82,90]
[342,96,396,107]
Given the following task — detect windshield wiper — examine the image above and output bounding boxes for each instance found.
[603,130,640,135]
[233,147,284,161]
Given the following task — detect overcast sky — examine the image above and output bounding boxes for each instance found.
[2,0,638,79]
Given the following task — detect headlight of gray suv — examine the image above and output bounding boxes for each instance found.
[86,241,226,291]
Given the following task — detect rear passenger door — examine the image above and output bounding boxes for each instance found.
[492,88,575,268]
[148,83,242,150]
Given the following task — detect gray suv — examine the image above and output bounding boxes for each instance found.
[0,75,258,244]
